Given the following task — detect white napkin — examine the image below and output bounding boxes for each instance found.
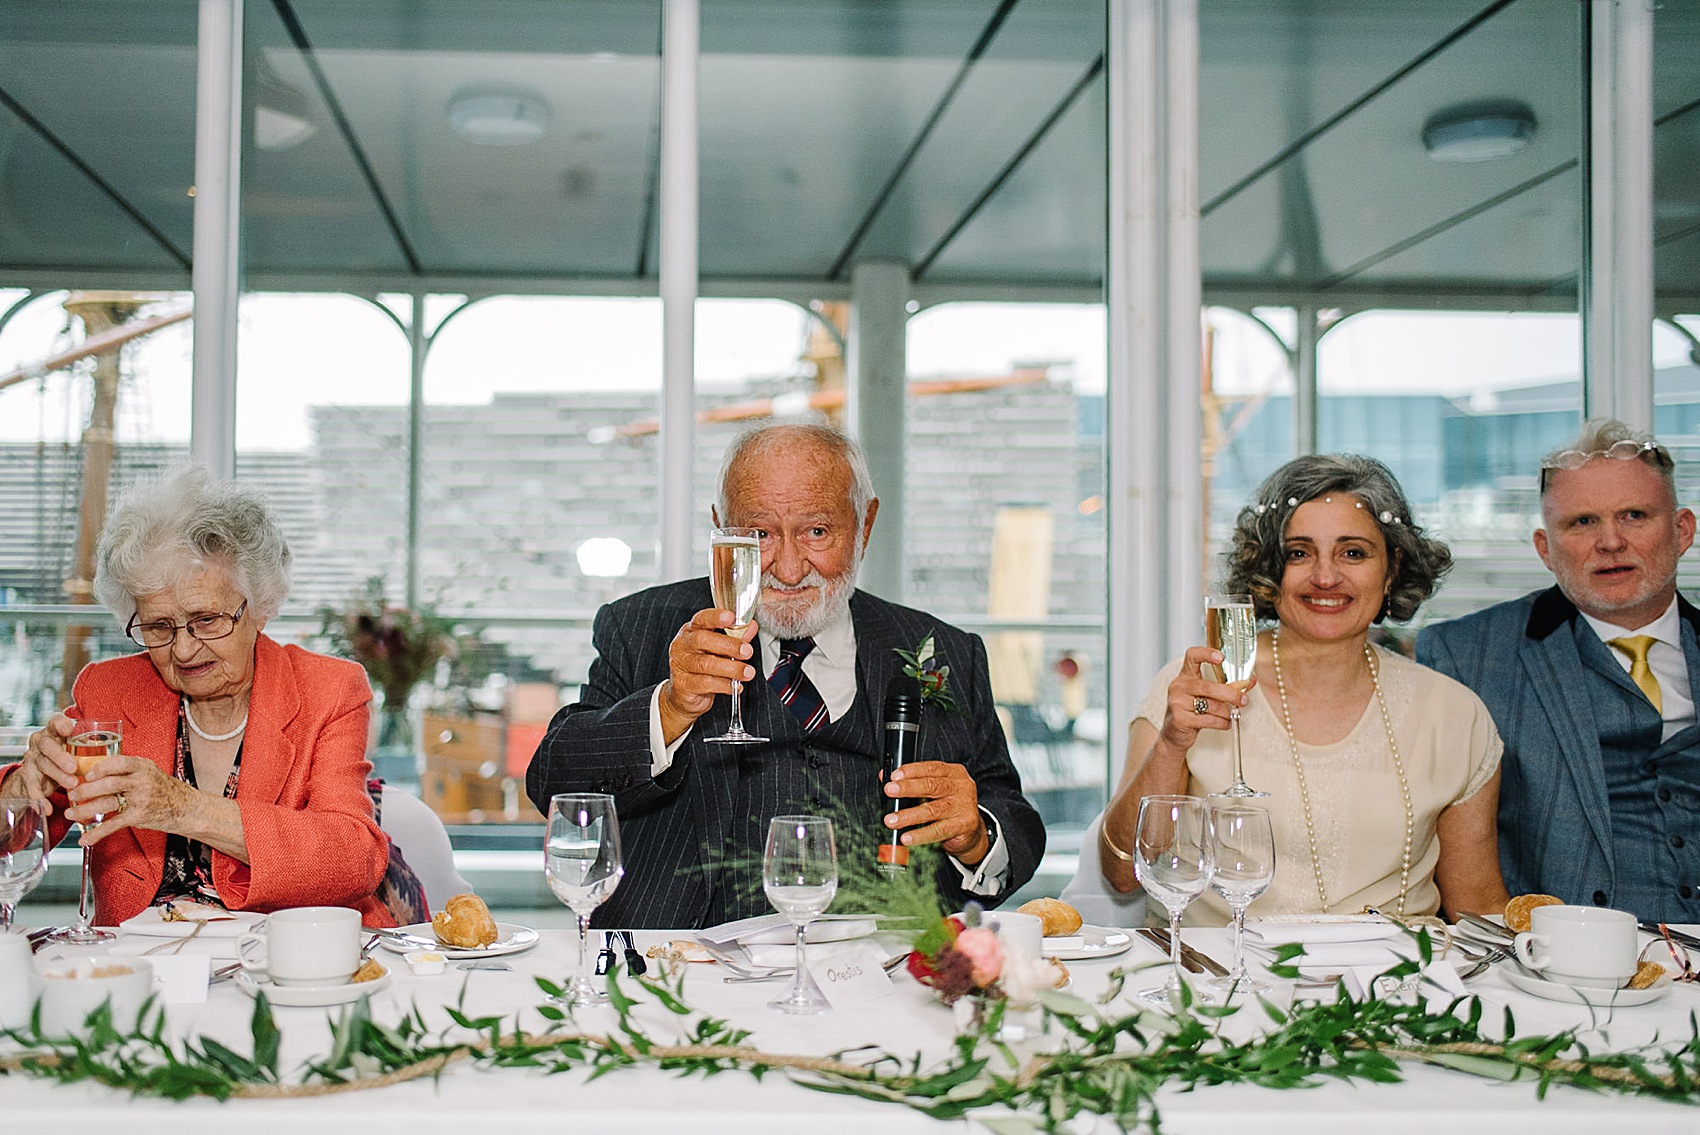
[1246,940,1410,970]
[118,903,261,939]
[697,913,878,948]
[1244,919,1404,947]
[743,939,876,969]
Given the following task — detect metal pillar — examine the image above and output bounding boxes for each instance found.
[658,0,699,582]
[846,261,910,602]
[1107,0,1202,747]
[406,292,426,611]
[190,0,242,477]
[1294,305,1319,454]
[1583,0,1655,427]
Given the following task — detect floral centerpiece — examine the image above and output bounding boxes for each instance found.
[318,577,457,750]
[904,903,1064,1024]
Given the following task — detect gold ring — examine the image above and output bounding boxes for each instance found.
[115,791,127,814]
[1192,696,1210,715]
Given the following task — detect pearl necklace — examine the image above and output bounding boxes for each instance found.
[183,699,248,743]
[1269,626,1414,917]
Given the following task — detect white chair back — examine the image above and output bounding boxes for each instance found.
[380,784,472,910]
[1060,813,1148,928]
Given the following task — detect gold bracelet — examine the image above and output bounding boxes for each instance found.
[1099,820,1134,862]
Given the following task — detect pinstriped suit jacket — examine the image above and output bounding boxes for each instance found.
[526,579,1045,928]
[1417,586,1700,915]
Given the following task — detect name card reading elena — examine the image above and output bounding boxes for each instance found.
[808,942,896,1009]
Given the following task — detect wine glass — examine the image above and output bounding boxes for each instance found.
[1205,803,1275,995]
[544,793,623,1006]
[1132,795,1213,1004]
[47,717,122,945]
[704,526,767,744]
[0,797,49,935]
[1204,593,1266,798]
[763,815,838,1015]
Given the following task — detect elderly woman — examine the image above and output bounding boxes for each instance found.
[1099,455,1510,924]
[0,467,397,927]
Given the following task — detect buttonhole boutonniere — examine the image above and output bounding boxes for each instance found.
[895,634,956,712]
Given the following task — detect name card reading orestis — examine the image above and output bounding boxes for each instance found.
[808,942,897,1009]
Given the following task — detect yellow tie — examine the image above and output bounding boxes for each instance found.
[1607,635,1663,714]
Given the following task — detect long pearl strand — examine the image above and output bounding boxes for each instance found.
[1270,626,1414,917]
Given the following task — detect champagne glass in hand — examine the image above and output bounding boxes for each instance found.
[1206,804,1275,994]
[545,793,623,1006]
[0,797,49,935]
[1205,594,1266,798]
[47,717,121,944]
[1132,795,1213,1004]
[704,526,767,743]
[763,815,837,1015]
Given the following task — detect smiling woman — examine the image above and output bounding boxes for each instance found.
[1096,454,1513,927]
[0,466,403,929]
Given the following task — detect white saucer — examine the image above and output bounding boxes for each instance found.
[1043,925,1133,961]
[235,968,392,1007]
[1501,966,1669,1007]
[380,922,539,960]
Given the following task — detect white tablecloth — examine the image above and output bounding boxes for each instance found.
[7,924,1700,1133]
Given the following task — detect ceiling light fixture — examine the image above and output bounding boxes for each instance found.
[1421,100,1538,163]
[447,87,551,146]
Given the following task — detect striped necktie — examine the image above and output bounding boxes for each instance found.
[1607,634,1663,714]
[768,637,829,731]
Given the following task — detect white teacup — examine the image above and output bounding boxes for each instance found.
[30,956,155,1035]
[980,911,1044,960]
[237,906,361,987]
[1512,905,1637,989]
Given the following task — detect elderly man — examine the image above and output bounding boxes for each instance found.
[1417,419,1699,922]
[528,423,1045,928]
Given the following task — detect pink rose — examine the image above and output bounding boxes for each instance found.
[952,927,1003,987]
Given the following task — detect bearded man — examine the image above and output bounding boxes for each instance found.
[527,423,1045,927]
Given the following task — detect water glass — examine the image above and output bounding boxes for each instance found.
[0,797,49,935]
[763,815,838,1014]
[545,793,623,1006]
[1206,803,1275,994]
[1132,795,1213,1004]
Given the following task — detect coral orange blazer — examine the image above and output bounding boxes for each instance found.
[52,635,395,928]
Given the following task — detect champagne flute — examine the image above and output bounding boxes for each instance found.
[0,797,49,935]
[1205,803,1275,994]
[704,526,767,743]
[47,717,122,945]
[545,793,623,1006]
[1205,593,1266,798]
[1132,795,1213,1004]
[763,815,837,1015]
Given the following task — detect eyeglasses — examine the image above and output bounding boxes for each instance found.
[1538,438,1670,491]
[1639,923,1698,984]
[126,599,248,649]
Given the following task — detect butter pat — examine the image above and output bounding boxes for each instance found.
[1045,935,1085,952]
[406,950,447,976]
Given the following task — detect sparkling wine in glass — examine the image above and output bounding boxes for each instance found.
[763,815,837,1015]
[0,797,49,935]
[47,718,121,945]
[545,793,623,1006]
[1206,803,1275,995]
[1205,594,1266,798]
[704,526,767,744]
[1132,795,1213,1004]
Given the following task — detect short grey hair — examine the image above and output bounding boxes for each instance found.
[93,465,293,629]
[1538,417,1675,497]
[715,423,876,527]
[1225,454,1452,624]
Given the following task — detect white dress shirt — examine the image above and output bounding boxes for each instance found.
[646,605,1009,893]
[1581,596,1697,742]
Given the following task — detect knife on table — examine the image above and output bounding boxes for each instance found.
[1457,913,1513,943]
[1641,922,1700,951]
[1148,926,1230,977]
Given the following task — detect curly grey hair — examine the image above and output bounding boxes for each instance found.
[1224,454,1452,624]
[93,465,293,629]
[715,422,876,528]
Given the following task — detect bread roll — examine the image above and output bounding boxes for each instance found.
[432,892,499,948]
[1018,897,1084,938]
[1502,893,1563,935]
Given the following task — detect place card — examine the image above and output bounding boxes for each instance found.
[807,942,896,1010]
[147,954,211,1005]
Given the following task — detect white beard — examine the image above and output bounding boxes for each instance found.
[757,554,860,640]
